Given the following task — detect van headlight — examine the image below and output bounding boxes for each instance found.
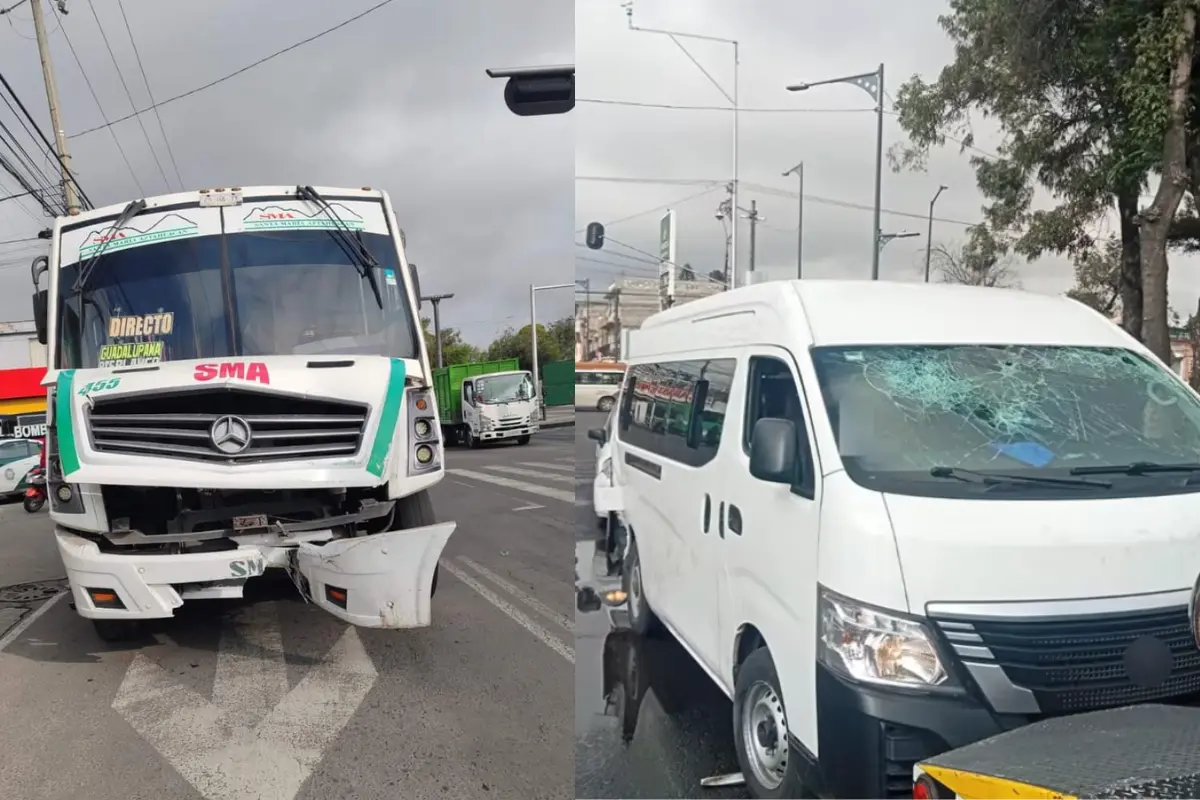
[818,588,950,688]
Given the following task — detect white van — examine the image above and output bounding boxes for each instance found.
[576,363,625,412]
[610,279,1200,799]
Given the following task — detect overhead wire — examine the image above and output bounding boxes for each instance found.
[80,0,170,191]
[0,70,91,210]
[50,0,145,195]
[69,0,399,139]
[114,0,183,189]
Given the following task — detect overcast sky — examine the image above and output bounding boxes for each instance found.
[576,0,1200,317]
[0,0,572,347]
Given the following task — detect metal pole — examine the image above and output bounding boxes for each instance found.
[796,164,804,278]
[870,62,884,281]
[748,200,758,276]
[924,185,947,283]
[431,300,444,368]
[583,278,590,358]
[30,0,78,215]
[730,41,739,289]
[530,284,540,418]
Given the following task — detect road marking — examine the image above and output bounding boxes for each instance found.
[440,560,574,663]
[457,556,573,632]
[512,504,544,511]
[0,590,66,653]
[112,601,377,800]
[517,461,574,472]
[483,465,574,484]
[445,468,573,503]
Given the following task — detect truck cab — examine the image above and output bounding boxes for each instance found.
[33,185,455,640]
[460,369,537,446]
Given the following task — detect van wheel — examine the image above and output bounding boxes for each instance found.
[597,396,615,412]
[516,435,531,445]
[733,647,809,799]
[622,537,660,635]
[92,618,143,643]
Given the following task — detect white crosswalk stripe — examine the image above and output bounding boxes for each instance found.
[517,461,574,472]
[482,465,574,484]
[445,467,574,503]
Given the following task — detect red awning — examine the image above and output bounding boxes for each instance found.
[0,367,47,401]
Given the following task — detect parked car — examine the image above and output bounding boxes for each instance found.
[0,437,42,502]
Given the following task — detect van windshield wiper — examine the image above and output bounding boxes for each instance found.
[73,198,146,293]
[295,185,383,309]
[929,466,1111,489]
[1069,461,1200,476]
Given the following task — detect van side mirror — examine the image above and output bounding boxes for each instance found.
[588,427,607,445]
[749,418,798,484]
[32,290,47,345]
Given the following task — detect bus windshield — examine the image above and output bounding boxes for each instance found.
[57,229,419,369]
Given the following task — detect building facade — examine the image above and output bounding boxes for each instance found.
[596,277,723,360]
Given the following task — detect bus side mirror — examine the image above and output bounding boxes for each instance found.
[32,290,47,345]
[408,263,422,309]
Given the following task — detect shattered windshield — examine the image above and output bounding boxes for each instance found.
[477,374,532,404]
[810,344,1200,498]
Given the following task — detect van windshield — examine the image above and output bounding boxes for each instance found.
[810,344,1200,498]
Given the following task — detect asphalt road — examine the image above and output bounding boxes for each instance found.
[0,427,574,800]
[573,411,748,800]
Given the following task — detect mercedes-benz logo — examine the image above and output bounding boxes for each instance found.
[210,415,252,455]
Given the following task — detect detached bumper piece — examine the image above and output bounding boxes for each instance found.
[914,704,1200,799]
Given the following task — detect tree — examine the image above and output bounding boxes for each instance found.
[678,263,697,281]
[544,316,575,361]
[419,317,482,366]
[1067,237,1122,316]
[486,323,563,371]
[929,228,1020,288]
[707,269,725,284]
[890,0,1167,341]
[1135,0,1197,361]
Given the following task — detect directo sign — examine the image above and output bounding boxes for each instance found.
[193,361,270,385]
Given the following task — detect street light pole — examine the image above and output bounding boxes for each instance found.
[787,63,885,280]
[420,293,454,368]
[624,1,739,287]
[924,185,948,283]
[530,282,573,421]
[782,162,804,278]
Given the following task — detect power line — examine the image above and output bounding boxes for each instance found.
[580,98,875,114]
[0,71,93,211]
[115,0,183,189]
[574,184,722,234]
[51,0,145,195]
[82,0,171,191]
[575,242,659,266]
[0,110,59,202]
[69,0,399,139]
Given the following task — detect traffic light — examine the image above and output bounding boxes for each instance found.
[585,221,605,250]
[486,65,575,117]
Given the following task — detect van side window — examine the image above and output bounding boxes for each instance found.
[743,356,815,493]
[576,372,596,385]
[618,359,735,467]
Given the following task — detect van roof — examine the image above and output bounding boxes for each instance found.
[637,279,1135,350]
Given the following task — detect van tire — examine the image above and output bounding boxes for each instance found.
[622,536,660,636]
[597,396,615,412]
[733,647,809,799]
[516,435,531,445]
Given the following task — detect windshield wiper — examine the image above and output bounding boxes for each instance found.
[295,185,383,309]
[929,465,1111,489]
[73,198,146,293]
[1069,461,1200,476]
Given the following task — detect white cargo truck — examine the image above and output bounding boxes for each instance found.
[31,185,455,641]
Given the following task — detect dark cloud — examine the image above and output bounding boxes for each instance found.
[0,0,572,345]
[576,0,1200,309]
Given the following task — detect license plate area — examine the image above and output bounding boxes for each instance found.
[232,513,268,531]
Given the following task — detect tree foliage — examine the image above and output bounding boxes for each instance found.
[1066,237,1122,316]
[419,317,482,366]
[930,227,1020,288]
[420,315,575,370]
[889,0,1200,359]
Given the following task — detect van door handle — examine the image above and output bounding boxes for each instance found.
[717,501,725,538]
[728,504,743,536]
[702,494,712,533]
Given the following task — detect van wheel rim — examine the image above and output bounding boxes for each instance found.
[741,680,788,790]
[629,562,642,616]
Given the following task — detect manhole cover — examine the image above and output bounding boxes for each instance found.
[0,578,67,604]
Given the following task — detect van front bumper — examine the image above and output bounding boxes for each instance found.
[814,664,1021,798]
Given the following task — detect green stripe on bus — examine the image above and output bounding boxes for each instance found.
[366,359,407,477]
[55,370,80,476]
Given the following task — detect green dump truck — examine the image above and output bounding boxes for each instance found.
[432,359,539,447]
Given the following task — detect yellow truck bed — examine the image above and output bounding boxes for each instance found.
[914,704,1200,799]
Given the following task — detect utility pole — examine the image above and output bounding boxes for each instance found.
[783,162,804,278]
[29,0,79,215]
[924,185,948,283]
[747,200,761,278]
[421,293,454,368]
[583,278,590,358]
